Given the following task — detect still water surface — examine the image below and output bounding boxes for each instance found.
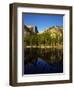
[24,48,63,74]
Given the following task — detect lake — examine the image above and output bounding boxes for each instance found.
[24,48,63,74]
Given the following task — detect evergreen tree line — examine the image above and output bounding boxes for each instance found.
[24,31,63,46]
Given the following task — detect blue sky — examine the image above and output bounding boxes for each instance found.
[23,13,63,32]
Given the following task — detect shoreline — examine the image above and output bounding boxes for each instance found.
[25,45,63,49]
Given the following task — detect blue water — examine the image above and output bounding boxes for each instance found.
[24,48,63,74]
[24,58,63,74]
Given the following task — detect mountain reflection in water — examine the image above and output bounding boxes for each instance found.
[24,48,63,74]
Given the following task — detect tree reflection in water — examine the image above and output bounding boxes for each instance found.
[24,48,63,74]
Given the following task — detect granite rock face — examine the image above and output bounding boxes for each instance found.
[24,25,38,36]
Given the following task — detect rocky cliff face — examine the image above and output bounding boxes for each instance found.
[43,26,63,34]
[24,25,38,36]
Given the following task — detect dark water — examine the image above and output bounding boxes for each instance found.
[24,48,63,74]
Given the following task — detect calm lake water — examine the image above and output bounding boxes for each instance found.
[24,48,63,74]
